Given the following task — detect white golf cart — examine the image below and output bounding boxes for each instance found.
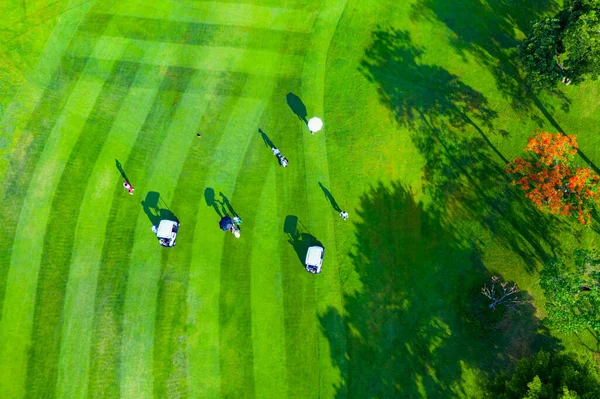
[305,245,324,274]
[154,219,180,247]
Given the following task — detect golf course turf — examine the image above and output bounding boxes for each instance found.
[2,0,600,397]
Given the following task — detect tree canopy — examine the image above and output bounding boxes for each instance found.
[540,250,600,334]
[518,0,600,88]
[506,132,600,225]
[487,351,600,399]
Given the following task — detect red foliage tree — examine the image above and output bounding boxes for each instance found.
[506,132,600,224]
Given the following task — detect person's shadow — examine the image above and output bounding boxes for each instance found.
[318,182,342,212]
[258,128,275,148]
[116,159,130,182]
[284,215,322,268]
[286,93,308,123]
[220,192,239,218]
[141,191,178,226]
[204,187,223,217]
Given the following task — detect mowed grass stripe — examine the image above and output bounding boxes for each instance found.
[67,35,304,77]
[117,28,260,395]
[87,72,185,399]
[210,55,296,399]
[185,95,272,399]
[216,99,277,399]
[215,110,285,398]
[244,83,316,398]
[81,14,311,55]
[0,54,89,326]
[0,6,114,339]
[122,72,212,399]
[146,72,242,398]
[0,68,109,399]
[149,137,206,399]
[25,57,140,399]
[249,165,288,398]
[0,0,99,172]
[297,0,349,394]
[260,92,323,398]
[181,32,299,394]
[94,1,318,33]
[185,92,248,399]
[195,0,317,9]
[75,58,296,99]
[56,81,163,399]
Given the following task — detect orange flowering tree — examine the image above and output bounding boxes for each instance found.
[506,132,600,224]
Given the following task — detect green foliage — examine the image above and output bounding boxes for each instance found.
[487,351,600,399]
[518,0,600,88]
[524,376,543,399]
[540,250,600,334]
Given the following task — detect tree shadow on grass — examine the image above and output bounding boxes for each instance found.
[320,183,562,397]
[360,28,563,272]
[410,0,570,121]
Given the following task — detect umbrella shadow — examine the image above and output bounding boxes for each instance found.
[286,93,308,124]
[204,187,223,217]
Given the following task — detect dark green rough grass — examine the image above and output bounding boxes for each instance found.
[321,0,600,396]
[320,183,562,397]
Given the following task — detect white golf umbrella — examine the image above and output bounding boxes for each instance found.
[308,117,323,133]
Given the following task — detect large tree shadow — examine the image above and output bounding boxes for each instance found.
[360,28,564,272]
[321,183,562,397]
[410,0,570,121]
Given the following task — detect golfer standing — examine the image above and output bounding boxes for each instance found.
[123,181,134,195]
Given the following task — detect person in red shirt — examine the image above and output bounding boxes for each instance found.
[123,181,134,195]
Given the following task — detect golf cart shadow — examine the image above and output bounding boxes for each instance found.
[284,215,324,273]
[141,191,178,226]
[142,191,180,247]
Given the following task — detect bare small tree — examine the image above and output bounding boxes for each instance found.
[481,276,525,313]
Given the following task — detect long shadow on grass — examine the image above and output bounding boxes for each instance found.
[321,182,561,397]
[360,28,563,271]
[410,0,570,121]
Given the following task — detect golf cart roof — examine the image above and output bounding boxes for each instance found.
[157,220,178,238]
[306,245,324,267]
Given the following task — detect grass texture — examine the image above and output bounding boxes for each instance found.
[1,0,600,398]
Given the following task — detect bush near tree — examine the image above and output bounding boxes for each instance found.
[540,250,600,334]
[486,351,600,399]
[506,132,600,225]
[518,0,600,88]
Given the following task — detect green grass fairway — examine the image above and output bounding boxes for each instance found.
[2,0,600,398]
